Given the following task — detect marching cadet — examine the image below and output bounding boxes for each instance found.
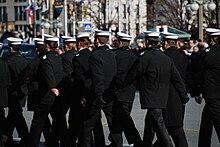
[123,32,187,147]
[69,33,91,146]
[195,28,220,147]
[153,34,189,147]
[14,38,54,147]
[4,37,28,147]
[111,32,142,147]
[80,30,117,147]
[27,37,70,147]
[60,36,77,114]
[0,42,10,146]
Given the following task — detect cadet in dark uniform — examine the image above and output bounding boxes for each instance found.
[196,29,220,147]
[4,37,28,147]
[14,38,55,147]
[27,37,70,147]
[124,32,187,147]
[153,34,188,147]
[60,36,77,114]
[80,30,117,147]
[0,44,10,145]
[69,33,90,146]
[111,32,142,147]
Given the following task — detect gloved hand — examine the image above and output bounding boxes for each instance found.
[195,96,203,104]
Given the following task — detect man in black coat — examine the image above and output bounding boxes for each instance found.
[124,32,187,147]
[111,32,142,147]
[195,30,220,147]
[14,38,55,147]
[60,36,77,114]
[155,34,188,147]
[0,53,10,145]
[4,37,29,147]
[80,30,117,147]
[27,37,70,147]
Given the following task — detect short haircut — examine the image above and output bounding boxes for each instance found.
[97,37,109,44]
[9,45,20,52]
[45,40,58,49]
[165,40,176,47]
[78,37,90,48]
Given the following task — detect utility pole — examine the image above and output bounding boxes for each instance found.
[64,0,68,35]
[49,0,53,34]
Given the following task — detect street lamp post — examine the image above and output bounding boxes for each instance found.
[189,0,216,41]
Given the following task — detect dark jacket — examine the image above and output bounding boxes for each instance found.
[72,48,91,99]
[89,45,117,103]
[202,44,220,99]
[115,46,138,103]
[62,50,77,76]
[164,46,189,126]
[14,57,40,110]
[38,50,63,105]
[0,59,10,107]
[6,52,28,106]
[125,47,187,109]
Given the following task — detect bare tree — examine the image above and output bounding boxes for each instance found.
[155,0,191,31]
[84,0,118,31]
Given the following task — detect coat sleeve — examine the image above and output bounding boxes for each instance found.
[89,54,104,99]
[171,62,188,103]
[40,59,57,89]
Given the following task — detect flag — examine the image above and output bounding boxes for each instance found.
[20,3,32,15]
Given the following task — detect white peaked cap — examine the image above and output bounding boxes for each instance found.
[206,28,220,33]
[147,32,160,37]
[65,38,76,42]
[45,37,59,42]
[7,37,23,42]
[33,38,44,42]
[43,34,54,39]
[77,33,90,39]
[62,36,73,40]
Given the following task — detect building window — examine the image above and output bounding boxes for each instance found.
[0,0,6,3]
[123,4,126,18]
[136,4,139,19]
[0,7,6,22]
[15,6,27,21]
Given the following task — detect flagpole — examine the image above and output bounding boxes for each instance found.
[64,0,68,35]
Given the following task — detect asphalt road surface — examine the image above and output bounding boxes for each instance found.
[10,92,220,147]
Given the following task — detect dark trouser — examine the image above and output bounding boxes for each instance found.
[143,108,173,147]
[80,101,113,147]
[198,98,220,147]
[28,97,70,147]
[0,107,6,136]
[154,127,188,147]
[5,95,28,145]
[93,114,105,147]
[69,100,84,147]
[111,101,142,147]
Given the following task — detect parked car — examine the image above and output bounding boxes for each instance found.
[0,43,36,60]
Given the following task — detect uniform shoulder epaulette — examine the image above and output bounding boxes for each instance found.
[43,55,47,59]
[205,48,210,53]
